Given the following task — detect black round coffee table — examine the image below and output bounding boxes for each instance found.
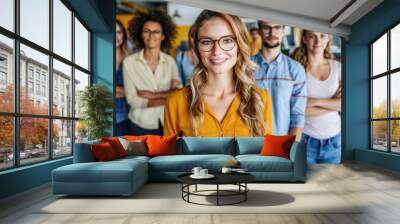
[177,173,255,206]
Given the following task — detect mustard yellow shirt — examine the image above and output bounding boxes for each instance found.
[164,87,273,137]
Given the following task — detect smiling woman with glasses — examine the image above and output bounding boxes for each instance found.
[164,10,273,137]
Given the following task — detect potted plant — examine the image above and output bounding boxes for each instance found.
[79,84,114,140]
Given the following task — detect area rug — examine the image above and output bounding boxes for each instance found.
[37,183,361,214]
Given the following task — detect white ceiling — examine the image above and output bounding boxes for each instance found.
[167,0,384,38]
[228,0,352,23]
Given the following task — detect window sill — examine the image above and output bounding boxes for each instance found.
[0,156,72,176]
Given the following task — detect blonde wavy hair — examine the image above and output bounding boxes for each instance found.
[188,10,267,136]
[291,30,332,70]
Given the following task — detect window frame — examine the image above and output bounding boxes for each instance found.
[0,0,92,171]
[370,19,400,154]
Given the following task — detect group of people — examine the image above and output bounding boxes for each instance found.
[115,9,341,164]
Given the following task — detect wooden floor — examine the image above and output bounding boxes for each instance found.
[1,162,400,224]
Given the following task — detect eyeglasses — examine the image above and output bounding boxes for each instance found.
[197,36,236,52]
[260,25,284,33]
[142,28,162,36]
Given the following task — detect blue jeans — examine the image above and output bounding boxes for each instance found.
[128,120,163,136]
[301,133,341,164]
[116,119,130,137]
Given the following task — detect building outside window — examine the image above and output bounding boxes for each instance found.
[41,85,46,97]
[28,66,34,80]
[35,83,40,95]
[0,54,7,88]
[28,81,34,94]
[41,73,46,83]
[0,71,6,85]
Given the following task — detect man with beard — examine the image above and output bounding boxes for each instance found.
[252,20,307,139]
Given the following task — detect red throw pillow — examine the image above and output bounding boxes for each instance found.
[260,134,296,159]
[91,142,117,161]
[146,135,177,157]
[101,137,126,158]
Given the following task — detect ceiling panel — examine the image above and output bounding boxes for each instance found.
[226,0,352,21]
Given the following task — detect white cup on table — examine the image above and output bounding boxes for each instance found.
[199,169,208,176]
[191,167,202,176]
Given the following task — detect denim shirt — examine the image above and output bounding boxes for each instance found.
[176,51,195,86]
[252,52,307,135]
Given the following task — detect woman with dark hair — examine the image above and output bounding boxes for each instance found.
[115,20,130,136]
[123,9,181,135]
[164,10,273,137]
[291,30,342,164]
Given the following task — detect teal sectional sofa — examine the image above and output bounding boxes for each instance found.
[52,137,306,196]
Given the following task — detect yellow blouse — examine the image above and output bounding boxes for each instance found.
[164,87,273,137]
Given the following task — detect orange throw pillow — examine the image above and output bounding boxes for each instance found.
[91,142,117,161]
[124,135,149,141]
[260,134,296,159]
[146,135,177,157]
[101,137,126,158]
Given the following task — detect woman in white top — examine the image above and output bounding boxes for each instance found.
[123,9,181,135]
[291,30,341,164]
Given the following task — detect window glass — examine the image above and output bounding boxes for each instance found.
[391,24,400,70]
[372,33,387,76]
[20,44,49,115]
[75,120,88,143]
[0,116,13,170]
[391,120,400,153]
[20,0,49,49]
[74,18,89,70]
[74,69,89,118]
[372,77,387,119]
[53,59,72,117]
[53,119,72,158]
[0,0,14,31]
[20,117,49,165]
[0,35,14,113]
[53,0,72,60]
[391,72,400,118]
[372,121,388,152]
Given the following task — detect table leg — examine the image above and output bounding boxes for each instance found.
[217,184,219,206]
[245,183,247,201]
[195,184,197,192]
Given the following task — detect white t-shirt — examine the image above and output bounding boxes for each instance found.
[303,60,341,139]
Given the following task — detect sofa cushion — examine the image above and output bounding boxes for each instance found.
[260,134,296,159]
[236,155,293,172]
[118,138,147,156]
[236,137,264,155]
[73,140,100,163]
[177,137,235,155]
[101,137,126,158]
[148,154,235,172]
[147,135,177,157]
[52,158,147,183]
[91,142,118,161]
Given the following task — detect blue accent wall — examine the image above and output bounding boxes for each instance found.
[345,0,400,171]
[0,0,115,200]
[91,31,115,136]
[0,158,72,199]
